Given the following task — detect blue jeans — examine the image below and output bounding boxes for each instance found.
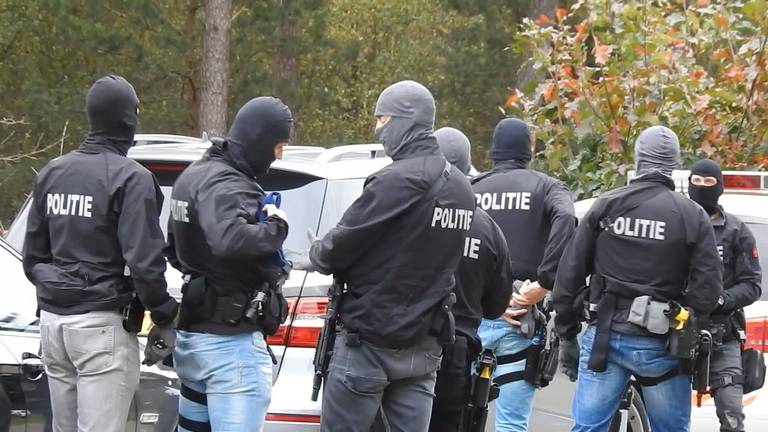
[572,325,691,432]
[479,318,537,432]
[174,330,273,432]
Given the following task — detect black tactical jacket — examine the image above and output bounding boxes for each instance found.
[310,137,476,349]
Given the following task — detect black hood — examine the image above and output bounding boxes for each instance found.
[491,117,531,165]
[225,97,293,177]
[79,75,139,156]
[689,159,723,215]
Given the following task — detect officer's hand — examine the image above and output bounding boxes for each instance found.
[502,307,528,327]
[559,337,580,382]
[143,325,176,366]
[263,204,288,222]
[513,281,548,306]
[292,253,316,272]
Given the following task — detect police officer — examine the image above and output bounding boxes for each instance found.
[22,75,179,432]
[471,117,575,432]
[688,159,762,432]
[165,97,292,431]
[553,126,723,432]
[429,127,514,432]
[308,81,475,432]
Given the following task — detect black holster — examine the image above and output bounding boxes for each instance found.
[430,293,457,347]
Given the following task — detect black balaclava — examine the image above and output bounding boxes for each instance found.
[689,159,724,215]
[81,75,140,156]
[435,127,472,175]
[490,118,532,166]
[374,80,436,160]
[225,97,293,177]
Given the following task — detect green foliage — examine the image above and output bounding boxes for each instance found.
[506,0,768,199]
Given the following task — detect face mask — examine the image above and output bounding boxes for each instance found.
[688,184,721,214]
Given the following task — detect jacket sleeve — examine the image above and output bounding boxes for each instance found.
[684,209,723,317]
[310,168,423,275]
[720,222,762,313]
[195,172,288,260]
[163,217,183,273]
[552,205,598,340]
[117,169,178,326]
[481,220,514,319]
[22,174,51,283]
[537,180,576,290]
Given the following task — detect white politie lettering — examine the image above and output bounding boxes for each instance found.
[46,193,93,218]
[463,237,481,259]
[431,207,474,231]
[717,245,724,260]
[170,199,190,223]
[611,217,666,240]
[475,192,531,211]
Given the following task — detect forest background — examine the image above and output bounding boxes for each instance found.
[1,0,766,224]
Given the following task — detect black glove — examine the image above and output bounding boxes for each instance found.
[559,337,580,382]
[143,325,176,366]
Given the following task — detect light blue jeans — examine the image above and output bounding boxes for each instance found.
[479,318,537,432]
[572,325,692,432]
[174,330,273,432]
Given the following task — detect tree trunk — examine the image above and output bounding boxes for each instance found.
[271,2,300,144]
[182,0,202,136]
[200,0,231,137]
[515,0,559,92]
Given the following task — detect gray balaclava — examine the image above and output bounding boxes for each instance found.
[374,80,436,159]
[634,126,680,177]
[434,127,472,175]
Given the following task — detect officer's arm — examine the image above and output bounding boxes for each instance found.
[310,170,421,275]
[481,222,514,319]
[538,181,576,290]
[117,169,178,326]
[552,209,597,340]
[196,172,288,260]
[684,210,723,316]
[163,218,183,272]
[720,222,762,313]
[22,175,52,283]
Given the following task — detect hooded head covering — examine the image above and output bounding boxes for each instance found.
[225,96,293,177]
[81,75,140,156]
[634,126,680,177]
[689,159,723,215]
[374,80,436,159]
[490,118,532,166]
[435,127,472,175]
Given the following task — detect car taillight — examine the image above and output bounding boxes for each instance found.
[266,297,328,348]
[265,413,321,423]
[722,173,766,190]
[140,162,188,173]
[745,317,767,352]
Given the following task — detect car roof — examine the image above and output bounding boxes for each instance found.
[127,141,391,180]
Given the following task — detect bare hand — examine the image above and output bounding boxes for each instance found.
[264,204,288,222]
[513,281,548,306]
[502,308,528,327]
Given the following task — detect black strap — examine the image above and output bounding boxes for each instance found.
[181,384,207,406]
[497,348,530,365]
[494,371,525,386]
[178,415,212,432]
[634,365,687,387]
[424,160,451,202]
[711,374,745,389]
[588,293,617,372]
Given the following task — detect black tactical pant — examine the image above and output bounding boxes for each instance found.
[429,335,477,432]
[710,340,745,432]
[321,332,442,432]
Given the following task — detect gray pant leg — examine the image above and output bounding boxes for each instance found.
[40,311,79,432]
[320,335,388,432]
[710,341,745,432]
[43,310,139,432]
[380,337,442,432]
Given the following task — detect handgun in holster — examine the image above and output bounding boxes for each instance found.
[665,302,698,360]
[311,277,344,401]
[692,329,713,407]
[122,277,146,333]
[462,349,500,432]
